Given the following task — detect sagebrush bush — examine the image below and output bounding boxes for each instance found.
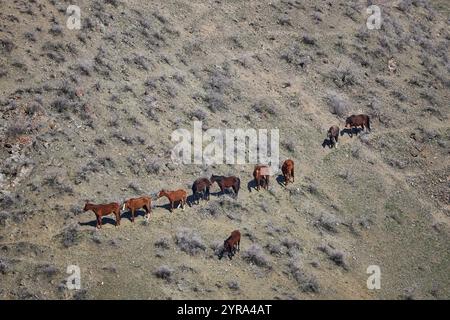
[175,228,206,255]
[154,265,174,281]
[326,93,349,118]
[242,244,270,267]
[318,244,349,270]
[154,237,170,249]
[288,261,319,293]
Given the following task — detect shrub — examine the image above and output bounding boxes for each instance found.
[326,93,349,118]
[242,244,270,267]
[0,259,11,274]
[0,39,14,54]
[154,265,174,282]
[288,261,319,293]
[318,244,349,270]
[49,24,63,36]
[252,99,277,116]
[316,213,341,233]
[155,237,170,249]
[175,228,206,255]
[227,281,240,291]
[61,225,81,248]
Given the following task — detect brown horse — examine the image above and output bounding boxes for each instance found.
[327,125,340,148]
[219,230,241,260]
[253,165,270,190]
[83,202,121,229]
[281,159,295,186]
[157,189,187,212]
[191,178,212,205]
[210,175,240,198]
[345,114,371,137]
[123,196,152,222]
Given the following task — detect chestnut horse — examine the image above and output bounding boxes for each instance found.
[253,165,270,190]
[281,159,295,186]
[219,230,241,260]
[191,178,211,205]
[210,175,240,198]
[327,125,340,148]
[83,202,121,229]
[123,196,152,222]
[157,189,187,212]
[345,114,371,137]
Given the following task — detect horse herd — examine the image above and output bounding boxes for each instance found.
[83,114,371,259]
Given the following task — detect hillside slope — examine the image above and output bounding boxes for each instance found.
[0,0,449,299]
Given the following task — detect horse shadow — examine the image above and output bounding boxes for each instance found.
[340,128,362,137]
[121,209,148,221]
[155,202,185,212]
[79,217,116,227]
[247,179,257,192]
[321,138,333,148]
[276,175,286,187]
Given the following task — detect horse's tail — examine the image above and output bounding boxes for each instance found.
[367,116,371,132]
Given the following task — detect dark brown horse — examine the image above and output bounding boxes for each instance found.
[281,159,294,186]
[157,189,187,212]
[253,165,270,190]
[83,202,121,229]
[191,178,211,205]
[327,125,340,148]
[123,196,152,222]
[210,175,240,198]
[345,114,371,137]
[219,230,241,260]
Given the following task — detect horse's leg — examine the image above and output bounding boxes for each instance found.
[131,208,135,222]
[97,215,102,229]
[335,135,338,149]
[115,210,120,226]
[96,215,100,229]
[170,201,174,213]
[182,197,186,211]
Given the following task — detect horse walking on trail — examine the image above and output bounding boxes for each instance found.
[191,178,212,205]
[83,202,121,229]
[123,196,152,222]
[327,126,340,148]
[281,159,295,186]
[210,175,240,198]
[219,230,241,260]
[157,189,187,212]
[253,165,270,190]
[345,114,371,137]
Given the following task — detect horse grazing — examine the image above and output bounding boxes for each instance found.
[327,125,340,148]
[191,178,211,205]
[345,114,371,137]
[219,230,241,260]
[210,175,241,198]
[83,202,121,229]
[157,189,187,212]
[123,196,152,222]
[281,159,295,186]
[253,165,270,190]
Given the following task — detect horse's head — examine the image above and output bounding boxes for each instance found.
[122,199,130,211]
[157,190,166,198]
[83,202,90,211]
[210,175,217,182]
